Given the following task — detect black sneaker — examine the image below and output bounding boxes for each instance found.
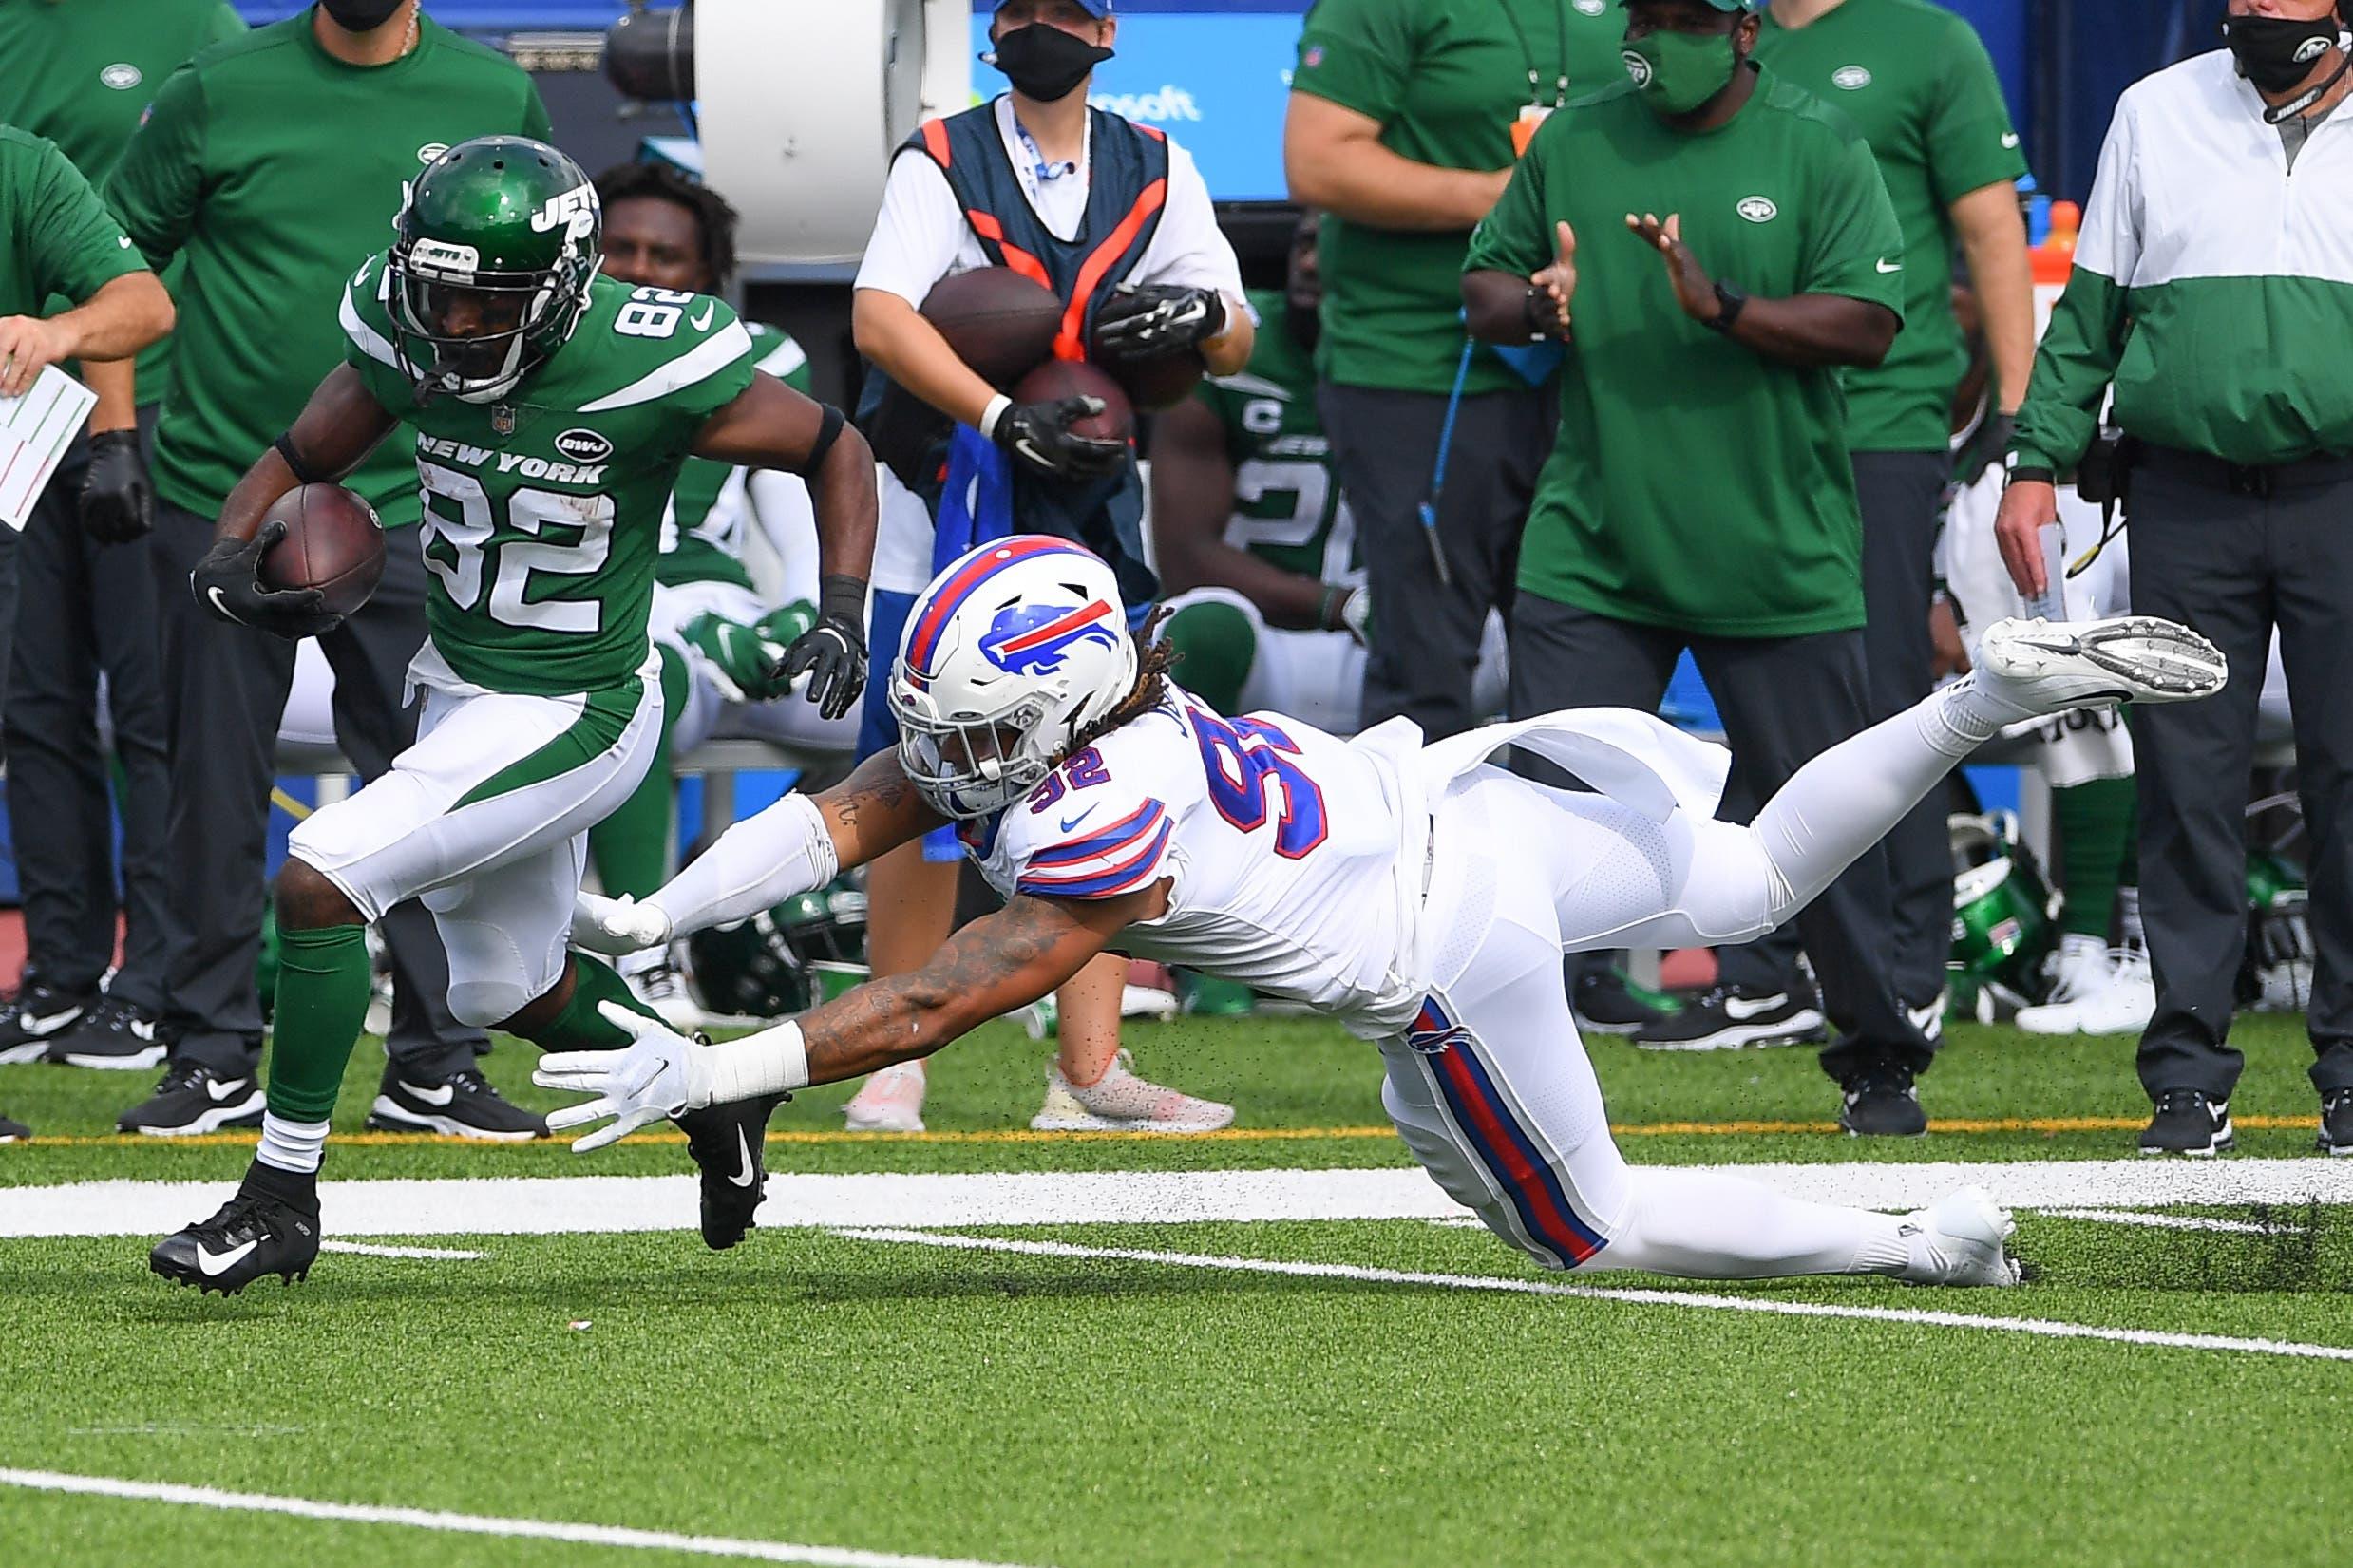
[149,1171,320,1295]
[2322,1091,2353,1157]
[1840,1064,1929,1137]
[117,1060,266,1137]
[0,981,95,1065]
[676,1093,785,1251]
[366,1067,545,1141]
[1633,984,1827,1051]
[2139,1088,2233,1157]
[44,995,166,1071]
[0,1112,28,1143]
[1573,965,1683,1036]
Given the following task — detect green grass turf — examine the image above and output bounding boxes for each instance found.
[4,1215,2351,1568]
[0,1011,2337,1187]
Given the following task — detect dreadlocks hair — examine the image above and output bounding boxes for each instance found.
[590,160,740,293]
[1066,606,1178,755]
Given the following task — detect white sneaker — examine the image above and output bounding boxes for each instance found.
[2018,945,2155,1035]
[1902,1185,2022,1287]
[1030,1049,1235,1132]
[1973,614,2227,723]
[843,1062,926,1132]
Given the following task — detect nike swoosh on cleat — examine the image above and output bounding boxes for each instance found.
[729,1125,757,1187]
[196,1238,258,1276]
[204,1078,253,1103]
[1721,994,1791,1020]
[18,1008,81,1033]
[400,1080,455,1106]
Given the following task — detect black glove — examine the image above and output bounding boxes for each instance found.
[776,573,868,722]
[1091,283,1226,363]
[1957,409,2017,489]
[190,519,341,639]
[985,395,1128,482]
[80,428,153,545]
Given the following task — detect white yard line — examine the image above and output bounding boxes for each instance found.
[834,1228,2353,1365]
[318,1240,484,1261]
[2030,1207,2285,1236]
[0,1467,1041,1568]
[6,1160,2353,1239]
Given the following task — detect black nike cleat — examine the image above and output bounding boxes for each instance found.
[1840,1063,1929,1138]
[117,1060,265,1136]
[676,1094,785,1251]
[45,995,167,1071]
[150,1172,321,1295]
[2323,1089,2353,1157]
[2140,1088,2232,1157]
[1633,983,1826,1051]
[0,981,95,1065]
[366,1067,545,1141]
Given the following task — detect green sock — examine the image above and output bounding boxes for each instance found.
[2054,775,2137,940]
[266,924,373,1123]
[531,954,665,1052]
[587,646,689,897]
[1162,598,1257,716]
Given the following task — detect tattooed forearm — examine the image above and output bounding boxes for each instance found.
[818,751,943,865]
[796,897,1109,1085]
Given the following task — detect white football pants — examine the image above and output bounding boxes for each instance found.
[1379,692,1969,1278]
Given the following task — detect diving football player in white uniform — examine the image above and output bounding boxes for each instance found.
[555,537,2226,1285]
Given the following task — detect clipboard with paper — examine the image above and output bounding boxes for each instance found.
[0,365,99,531]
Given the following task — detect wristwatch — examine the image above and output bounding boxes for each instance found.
[1704,280,1748,334]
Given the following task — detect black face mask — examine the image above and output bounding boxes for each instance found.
[986,23,1112,104]
[2223,12,2344,96]
[319,0,407,30]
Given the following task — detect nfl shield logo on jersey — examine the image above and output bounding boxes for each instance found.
[978,599,1122,676]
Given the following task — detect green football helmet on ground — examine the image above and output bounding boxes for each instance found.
[2243,849,2314,1013]
[1946,811,2061,1023]
[685,876,869,1020]
[387,135,601,405]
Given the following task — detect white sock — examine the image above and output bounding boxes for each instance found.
[1914,674,2016,756]
[1583,1169,1913,1280]
[2117,886,2144,949]
[255,1112,330,1176]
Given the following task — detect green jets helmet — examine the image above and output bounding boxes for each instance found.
[1946,812,2061,1023]
[685,877,869,1020]
[387,135,601,405]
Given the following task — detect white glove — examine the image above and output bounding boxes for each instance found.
[1338,586,1371,647]
[569,891,673,956]
[534,1002,715,1152]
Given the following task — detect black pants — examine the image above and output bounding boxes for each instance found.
[2127,452,2353,1102]
[3,411,174,1010]
[1509,591,1939,1077]
[148,503,482,1077]
[1853,451,1955,1010]
[1319,381,1552,741]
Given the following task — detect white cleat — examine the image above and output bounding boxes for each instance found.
[1030,1049,1235,1133]
[843,1061,927,1133]
[1973,614,2227,723]
[2017,946,2155,1036]
[1903,1185,2023,1287]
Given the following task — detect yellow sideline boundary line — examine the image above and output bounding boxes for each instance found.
[12,1113,2324,1148]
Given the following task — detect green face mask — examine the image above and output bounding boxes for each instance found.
[1622,28,1739,116]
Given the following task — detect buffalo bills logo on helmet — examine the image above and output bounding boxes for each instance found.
[978,598,1122,675]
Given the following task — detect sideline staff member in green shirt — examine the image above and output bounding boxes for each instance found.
[1285,0,1621,740]
[1464,0,1935,1136]
[0,124,175,1140]
[0,0,244,1079]
[104,0,552,1142]
[1755,0,2031,1031]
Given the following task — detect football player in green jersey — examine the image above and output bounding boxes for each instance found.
[1154,216,1505,738]
[149,137,878,1294]
[580,161,857,1028]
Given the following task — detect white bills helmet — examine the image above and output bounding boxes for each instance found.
[889,536,1138,819]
